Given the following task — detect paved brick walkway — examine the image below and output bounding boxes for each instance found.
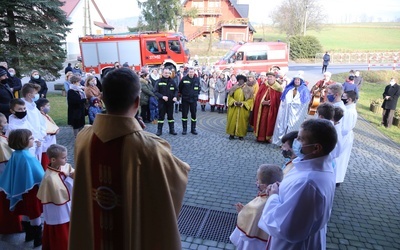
[1,107,399,250]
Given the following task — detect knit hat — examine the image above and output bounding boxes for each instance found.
[0,68,7,77]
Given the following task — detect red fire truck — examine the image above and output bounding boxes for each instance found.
[214,42,289,74]
[79,32,190,76]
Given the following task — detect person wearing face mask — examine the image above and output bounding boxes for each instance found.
[36,98,59,170]
[342,74,359,100]
[84,75,102,107]
[29,70,48,98]
[272,72,311,146]
[0,67,14,120]
[179,68,201,135]
[8,68,22,98]
[21,84,46,162]
[154,68,179,136]
[280,131,298,176]
[381,78,400,128]
[8,99,40,158]
[334,91,358,187]
[259,119,337,250]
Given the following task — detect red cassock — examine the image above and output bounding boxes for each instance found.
[252,82,283,142]
[0,191,22,234]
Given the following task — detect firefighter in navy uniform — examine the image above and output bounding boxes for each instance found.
[179,68,200,135]
[154,68,178,136]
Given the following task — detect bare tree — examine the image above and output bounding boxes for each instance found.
[270,0,326,38]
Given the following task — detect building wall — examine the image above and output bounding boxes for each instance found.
[183,0,243,40]
[221,26,248,41]
[65,0,107,60]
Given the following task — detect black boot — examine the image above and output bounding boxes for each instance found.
[191,121,198,135]
[22,221,33,242]
[182,120,187,135]
[174,103,178,113]
[156,122,163,136]
[32,225,42,248]
[211,106,215,112]
[169,122,177,135]
[178,104,182,112]
[201,105,205,111]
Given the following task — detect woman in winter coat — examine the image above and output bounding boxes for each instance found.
[67,75,87,137]
[84,75,102,104]
[140,72,156,123]
[198,73,209,111]
[29,70,48,98]
[208,72,217,112]
[215,72,227,113]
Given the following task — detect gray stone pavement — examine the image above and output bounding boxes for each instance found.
[1,106,399,249]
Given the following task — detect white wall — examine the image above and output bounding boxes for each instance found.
[65,0,109,60]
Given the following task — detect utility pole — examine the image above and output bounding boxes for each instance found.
[303,5,308,36]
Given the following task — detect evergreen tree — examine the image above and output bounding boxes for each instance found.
[0,0,71,78]
[137,0,181,32]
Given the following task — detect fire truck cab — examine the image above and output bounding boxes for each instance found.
[214,42,289,74]
[79,32,190,76]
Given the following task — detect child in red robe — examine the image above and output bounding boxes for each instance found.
[0,129,44,247]
[37,144,74,250]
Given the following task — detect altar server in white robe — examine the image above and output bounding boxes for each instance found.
[259,119,337,250]
[335,90,357,186]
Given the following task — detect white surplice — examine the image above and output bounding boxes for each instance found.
[258,155,336,250]
[335,103,357,183]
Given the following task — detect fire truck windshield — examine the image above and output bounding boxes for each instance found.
[222,50,235,61]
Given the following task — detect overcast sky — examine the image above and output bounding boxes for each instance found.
[95,0,400,23]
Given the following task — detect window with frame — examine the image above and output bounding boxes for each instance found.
[208,0,220,8]
[193,17,204,26]
[146,41,159,53]
[245,51,268,61]
[192,0,204,8]
[168,40,181,53]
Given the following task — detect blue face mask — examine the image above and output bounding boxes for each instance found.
[292,138,316,159]
[327,94,335,102]
[33,93,40,102]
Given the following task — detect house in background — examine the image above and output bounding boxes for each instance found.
[180,0,255,42]
[61,0,114,60]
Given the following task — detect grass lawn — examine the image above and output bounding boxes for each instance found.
[47,92,68,126]
[332,71,400,145]
[253,23,400,52]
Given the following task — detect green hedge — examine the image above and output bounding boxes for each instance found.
[289,35,322,59]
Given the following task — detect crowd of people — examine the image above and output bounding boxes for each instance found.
[0,57,398,249]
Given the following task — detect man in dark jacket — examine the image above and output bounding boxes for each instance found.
[179,68,200,135]
[154,68,178,136]
[322,52,330,73]
[0,67,14,120]
[382,78,400,128]
[65,63,73,74]
[8,68,22,98]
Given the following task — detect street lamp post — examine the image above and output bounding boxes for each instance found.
[303,5,308,36]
